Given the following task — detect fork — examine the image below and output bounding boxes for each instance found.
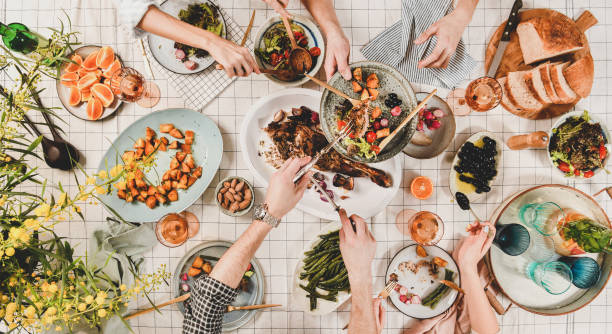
[292,120,353,183]
[378,281,398,299]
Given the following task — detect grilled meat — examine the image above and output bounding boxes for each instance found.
[264,106,392,188]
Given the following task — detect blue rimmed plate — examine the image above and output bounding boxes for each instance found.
[97,108,222,222]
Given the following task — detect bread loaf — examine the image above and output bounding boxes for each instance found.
[499,76,531,117]
[517,16,584,64]
[506,71,544,112]
[563,55,594,98]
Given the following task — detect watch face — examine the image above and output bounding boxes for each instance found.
[253,204,265,220]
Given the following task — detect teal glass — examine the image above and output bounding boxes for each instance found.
[519,202,565,236]
[526,261,573,295]
[493,223,530,256]
[559,256,601,289]
[527,230,556,262]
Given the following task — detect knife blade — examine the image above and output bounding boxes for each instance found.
[486,0,523,78]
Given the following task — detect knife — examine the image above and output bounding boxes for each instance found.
[310,175,357,232]
[486,0,523,78]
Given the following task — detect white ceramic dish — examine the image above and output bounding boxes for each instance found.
[147,0,226,74]
[239,88,402,221]
[548,111,611,179]
[488,185,611,315]
[449,131,502,203]
[403,92,456,159]
[385,244,460,319]
[253,15,324,86]
[56,45,123,121]
[291,221,350,315]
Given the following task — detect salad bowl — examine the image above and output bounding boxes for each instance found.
[253,14,324,86]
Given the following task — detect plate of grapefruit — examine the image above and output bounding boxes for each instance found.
[57,45,123,121]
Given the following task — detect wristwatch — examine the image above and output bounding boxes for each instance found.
[253,203,281,228]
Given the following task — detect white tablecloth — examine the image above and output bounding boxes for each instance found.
[3,0,612,333]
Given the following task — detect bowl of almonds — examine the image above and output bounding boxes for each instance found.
[215,177,254,216]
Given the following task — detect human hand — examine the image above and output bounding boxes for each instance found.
[264,157,312,219]
[207,35,260,77]
[373,297,386,333]
[263,0,290,18]
[339,210,376,284]
[456,221,496,271]
[323,29,351,81]
[414,9,471,68]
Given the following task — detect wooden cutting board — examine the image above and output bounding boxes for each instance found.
[485,9,597,119]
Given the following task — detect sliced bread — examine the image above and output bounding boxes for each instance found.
[517,16,584,64]
[499,77,524,114]
[506,71,544,112]
[550,62,578,104]
[563,55,594,98]
[538,62,563,104]
[525,65,552,105]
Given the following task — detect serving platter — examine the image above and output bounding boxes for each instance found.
[320,61,418,163]
[449,131,502,203]
[173,241,265,331]
[97,108,222,222]
[239,88,402,221]
[56,45,123,121]
[147,0,227,74]
[484,9,596,119]
[291,221,350,315]
[253,14,324,86]
[488,185,612,315]
[385,244,460,319]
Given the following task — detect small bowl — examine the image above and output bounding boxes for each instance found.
[403,92,456,159]
[215,176,255,217]
[253,14,324,87]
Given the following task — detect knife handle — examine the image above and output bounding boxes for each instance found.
[501,0,523,41]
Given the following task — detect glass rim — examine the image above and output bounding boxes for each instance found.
[410,210,445,246]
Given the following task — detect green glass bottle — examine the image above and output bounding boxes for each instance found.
[0,22,39,54]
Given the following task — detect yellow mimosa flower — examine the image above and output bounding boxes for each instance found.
[5,247,15,257]
[98,170,108,179]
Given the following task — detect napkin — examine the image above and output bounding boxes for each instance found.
[361,0,476,89]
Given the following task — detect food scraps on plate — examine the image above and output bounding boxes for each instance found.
[113,124,202,209]
[59,46,121,120]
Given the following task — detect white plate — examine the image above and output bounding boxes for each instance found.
[291,221,350,315]
[253,15,324,86]
[386,244,460,319]
[239,88,402,221]
[147,0,226,74]
[449,131,502,203]
[56,45,123,121]
[489,185,612,315]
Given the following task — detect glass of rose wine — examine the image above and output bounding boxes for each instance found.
[396,210,444,245]
[110,67,160,108]
[155,211,199,247]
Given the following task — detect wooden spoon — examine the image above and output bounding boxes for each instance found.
[379,89,437,151]
[304,73,360,106]
[280,15,312,74]
[260,68,297,81]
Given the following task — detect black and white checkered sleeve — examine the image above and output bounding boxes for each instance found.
[182,275,240,334]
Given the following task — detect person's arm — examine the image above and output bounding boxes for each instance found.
[338,210,380,334]
[456,222,499,334]
[414,0,479,68]
[300,0,351,80]
[136,5,259,77]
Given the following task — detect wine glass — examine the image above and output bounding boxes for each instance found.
[447,76,502,115]
[396,210,444,245]
[155,212,199,247]
[110,67,160,108]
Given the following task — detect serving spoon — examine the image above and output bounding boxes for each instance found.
[279,14,312,74]
[260,68,297,81]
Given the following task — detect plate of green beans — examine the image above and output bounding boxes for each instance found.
[292,221,351,315]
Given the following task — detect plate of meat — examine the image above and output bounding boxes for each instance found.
[239,88,402,220]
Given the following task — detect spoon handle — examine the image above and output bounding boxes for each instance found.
[280,15,298,49]
[304,74,353,101]
[123,293,191,320]
[22,114,44,138]
[29,87,63,142]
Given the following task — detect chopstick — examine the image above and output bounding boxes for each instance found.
[123,293,191,320]
[379,89,437,151]
[216,9,256,70]
[139,39,155,80]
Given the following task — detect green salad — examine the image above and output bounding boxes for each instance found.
[174,3,223,60]
[549,111,608,178]
[255,22,320,72]
[560,218,612,253]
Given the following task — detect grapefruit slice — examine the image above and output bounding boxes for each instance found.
[410,176,434,200]
[82,50,99,71]
[102,59,121,79]
[65,54,83,72]
[77,73,98,90]
[81,88,91,102]
[86,97,103,120]
[96,46,115,69]
[91,83,114,107]
[68,87,81,106]
[61,72,78,82]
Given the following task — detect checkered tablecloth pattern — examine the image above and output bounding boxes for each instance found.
[2,0,612,333]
